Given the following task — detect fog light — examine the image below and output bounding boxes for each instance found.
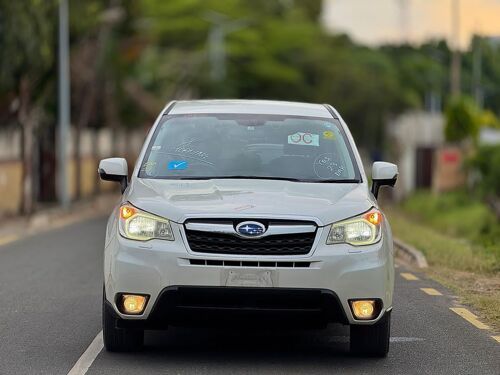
[351,300,376,320]
[121,294,147,315]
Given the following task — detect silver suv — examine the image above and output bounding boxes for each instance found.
[99,100,398,356]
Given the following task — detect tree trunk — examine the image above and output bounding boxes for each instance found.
[74,123,81,200]
[92,129,100,195]
[18,77,35,215]
[104,80,120,156]
[74,82,96,200]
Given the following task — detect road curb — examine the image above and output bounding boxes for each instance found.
[394,238,428,268]
[27,193,120,231]
[0,193,120,243]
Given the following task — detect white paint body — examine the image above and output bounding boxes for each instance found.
[99,158,127,177]
[372,162,398,181]
[103,100,395,325]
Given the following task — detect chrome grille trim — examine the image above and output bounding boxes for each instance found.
[184,218,318,256]
[184,222,316,238]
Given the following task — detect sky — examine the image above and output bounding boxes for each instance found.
[321,0,500,49]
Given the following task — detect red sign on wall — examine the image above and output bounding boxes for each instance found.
[442,150,460,164]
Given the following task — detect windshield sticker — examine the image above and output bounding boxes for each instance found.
[287,132,319,146]
[151,145,162,151]
[322,131,336,141]
[313,153,346,179]
[174,139,209,159]
[167,160,188,170]
[140,161,157,175]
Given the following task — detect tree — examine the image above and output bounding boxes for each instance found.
[69,0,128,198]
[0,0,56,214]
[445,96,480,143]
[132,0,410,151]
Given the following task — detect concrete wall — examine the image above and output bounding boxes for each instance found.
[0,127,146,217]
[0,160,23,214]
[432,146,466,193]
[387,111,444,200]
[0,129,22,214]
[479,127,500,145]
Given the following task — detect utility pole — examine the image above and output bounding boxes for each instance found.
[472,37,483,108]
[398,0,410,44]
[205,11,247,83]
[450,0,461,95]
[58,0,70,208]
[208,22,225,82]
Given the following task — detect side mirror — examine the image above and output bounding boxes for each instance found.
[371,161,398,199]
[98,158,128,193]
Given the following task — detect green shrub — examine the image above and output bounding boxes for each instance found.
[400,190,499,261]
[387,209,499,273]
[469,145,500,198]
[445,96,480,142]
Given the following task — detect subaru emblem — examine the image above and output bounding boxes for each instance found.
[236,221,266,238]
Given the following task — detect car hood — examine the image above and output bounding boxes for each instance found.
[127,178,375,226]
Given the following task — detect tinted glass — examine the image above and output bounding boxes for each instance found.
[139,114,360,182]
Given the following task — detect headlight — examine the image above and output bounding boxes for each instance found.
[118,204,174,241]
[326,209,382,246]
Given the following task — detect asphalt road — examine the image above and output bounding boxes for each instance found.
[0,217,498,375]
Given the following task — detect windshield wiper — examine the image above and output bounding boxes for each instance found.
[177,175,303,182]
[174,176,360,183]
[313,179,360,183]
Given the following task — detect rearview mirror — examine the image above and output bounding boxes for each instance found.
[371,162,398,199]
[98,158,128,193]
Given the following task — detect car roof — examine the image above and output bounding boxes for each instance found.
[168,100,334,118]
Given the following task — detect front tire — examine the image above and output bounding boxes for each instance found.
[350,311,391,357]
[102,290,144,352]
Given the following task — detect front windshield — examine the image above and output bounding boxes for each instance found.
[138,114,361,182]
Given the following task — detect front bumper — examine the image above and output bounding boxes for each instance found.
[104,222,394,326]
[109,286,349,329]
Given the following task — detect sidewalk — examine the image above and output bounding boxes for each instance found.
[0,193,121,247]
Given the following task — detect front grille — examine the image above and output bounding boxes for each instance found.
[184,220,317,256]
[115,287,349,329]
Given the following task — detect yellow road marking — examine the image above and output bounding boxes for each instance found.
[450,308,490,330]
[0,235,19,247]
[492,336,500,343]
[420,288,442,296]
[400,272,419,281]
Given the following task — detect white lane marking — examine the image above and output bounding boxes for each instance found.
[390,337,425,343]
[329,336,424,343]
[67,331,103,375]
